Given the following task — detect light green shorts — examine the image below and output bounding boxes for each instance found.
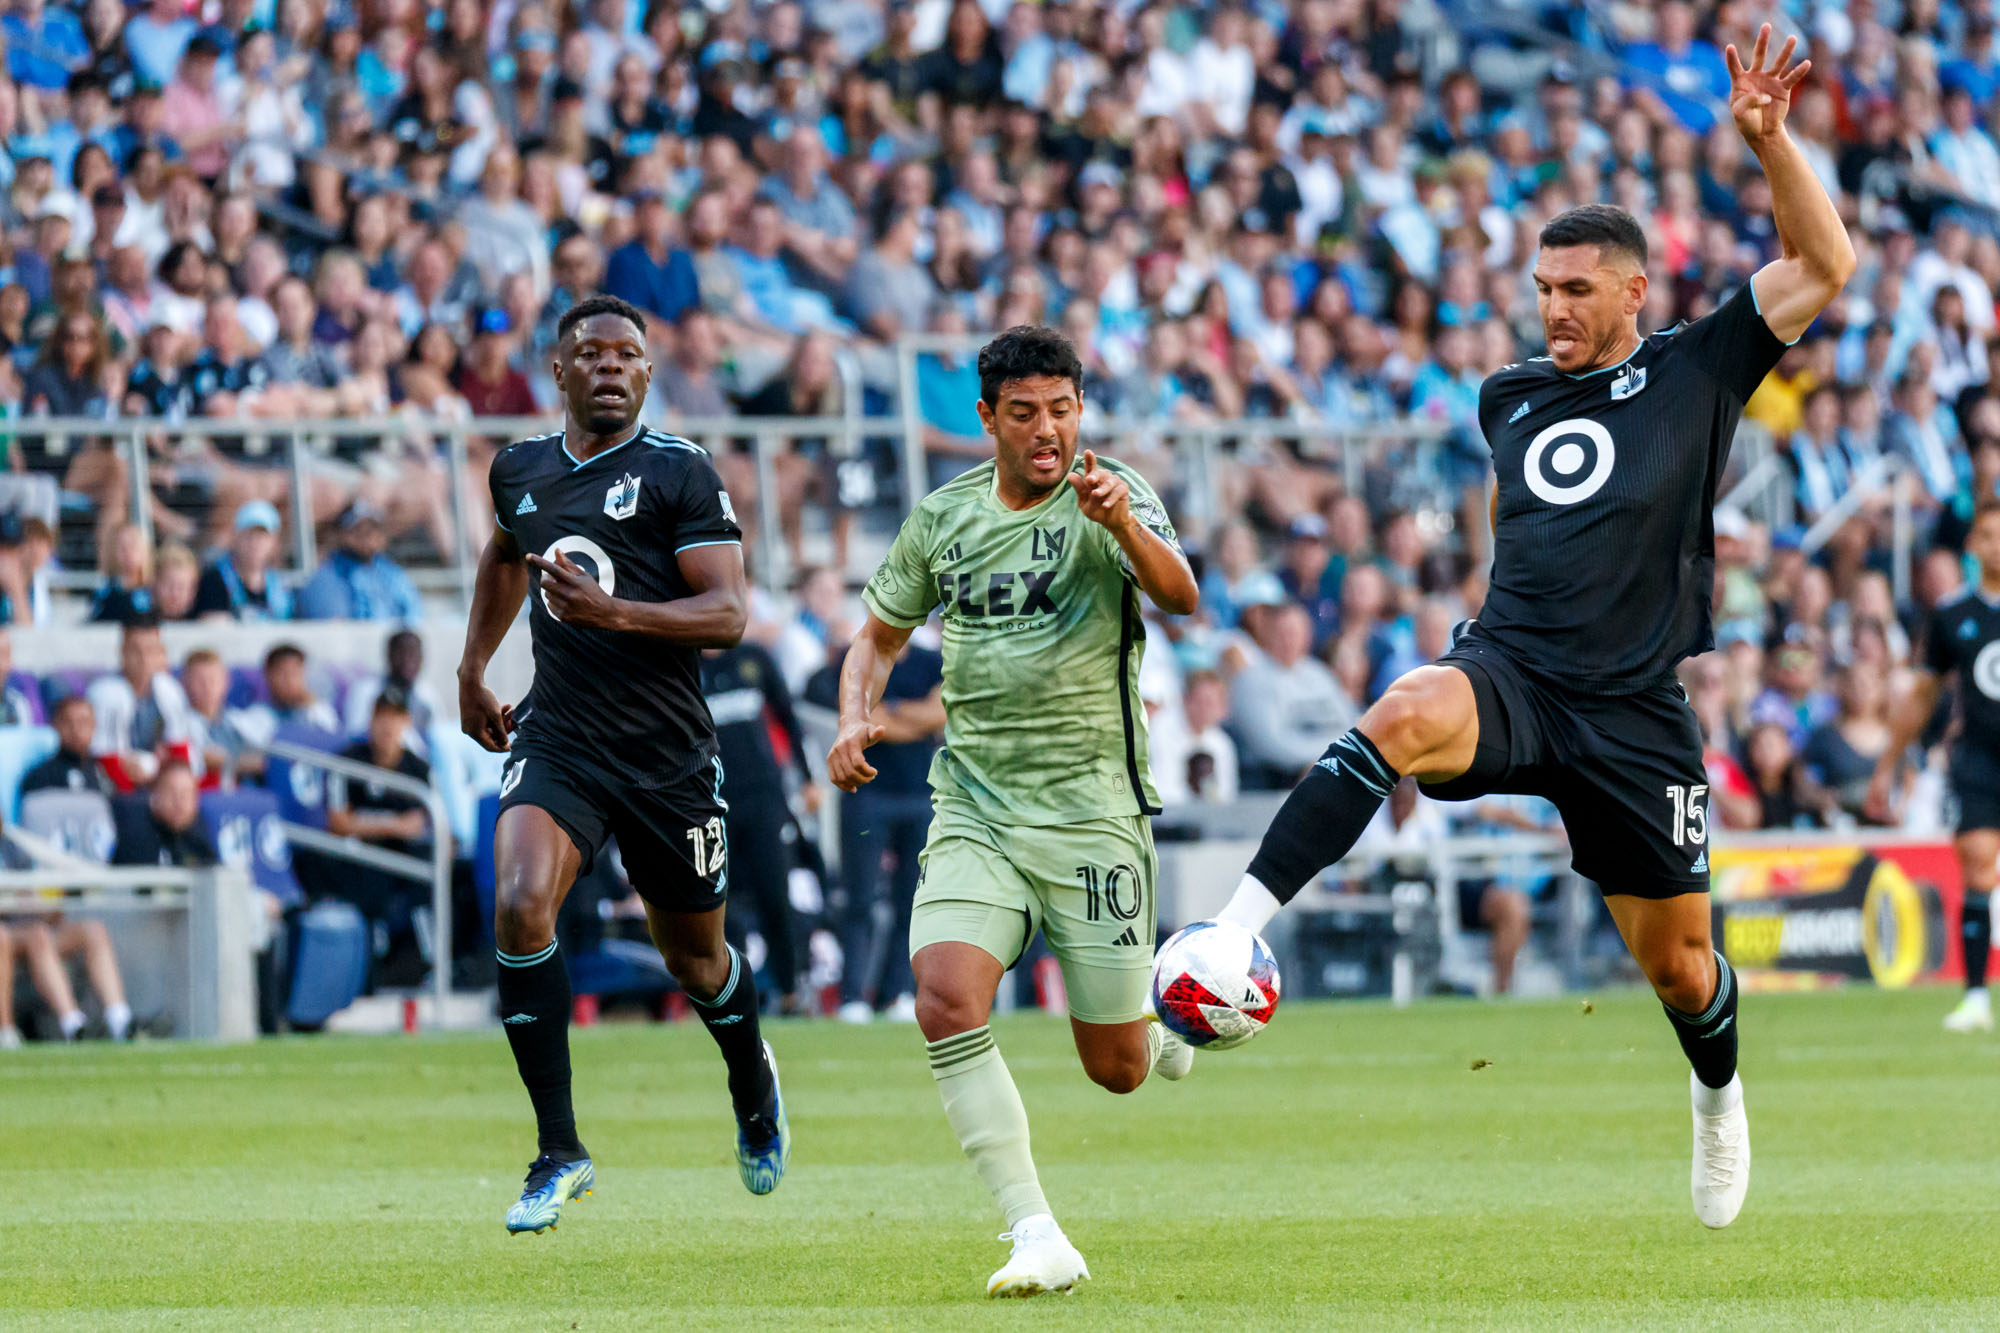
[910,809,1157,1024]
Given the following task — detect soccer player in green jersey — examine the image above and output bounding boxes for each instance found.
[828,326,1200,1297]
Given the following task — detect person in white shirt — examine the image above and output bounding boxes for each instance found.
[86,620,195,777]
[1228,597,1357,787]
[1150,669,1240,805]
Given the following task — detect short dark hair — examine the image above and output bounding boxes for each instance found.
[977,325,1084,406]
[265,643,305,673]
[557,294,647,344]
[372,685,411,716]
[52,693,91,720]
[1538,204,1648,269]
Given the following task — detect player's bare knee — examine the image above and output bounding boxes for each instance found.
[1362,674,1462,769]
[661,941,731,998]
[914,987,985,1041]
[492,881,557,954]
[1084,1051,1147,1095]
[1646,947,1716,1014]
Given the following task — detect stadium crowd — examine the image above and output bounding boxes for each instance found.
[6,0,2000,1023]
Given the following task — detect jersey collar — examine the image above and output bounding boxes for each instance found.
[1558,335,1645,380]
[563,423,645,469]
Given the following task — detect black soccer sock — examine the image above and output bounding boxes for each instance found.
[689,945,776,1120]
[1664,950,1739,1091]
[1246,729,1401,902]
[1963,893,1992,992]
[496,941,586,1160]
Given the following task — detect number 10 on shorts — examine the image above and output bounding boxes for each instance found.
[685,816,726,877]
[1665,783,1709,847]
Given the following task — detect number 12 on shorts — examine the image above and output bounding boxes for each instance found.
[685,816,726,877]
[1665,783,1709,847]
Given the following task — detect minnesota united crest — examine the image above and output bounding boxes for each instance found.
[605,473,642,520]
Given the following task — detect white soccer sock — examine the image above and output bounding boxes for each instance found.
[58,1009,85,1040]
[105,1004,132,1040]
[1216,875,1282,933]
[1692,1072,1742,1117]
[927,1026,1050,1228]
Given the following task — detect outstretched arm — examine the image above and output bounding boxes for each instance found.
[1731,25,1857,343]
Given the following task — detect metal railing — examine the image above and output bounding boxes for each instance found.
[266,737,453,1023]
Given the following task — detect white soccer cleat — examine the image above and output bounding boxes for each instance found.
[986,1213,1089,1298]
[1690,1072,1750,1229]
[1150,1019,1193,1081]
[1943,989,1993,1033]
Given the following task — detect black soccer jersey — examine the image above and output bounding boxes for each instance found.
[488,426,743,787]
[1475,284,1790,693]
[1923,586,2000,756]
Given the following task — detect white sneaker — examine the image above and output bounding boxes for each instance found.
[885,993,919,1023]
[1150,1019,1193,1081]
[1690,1072,1750,1229]
[986,1213,1089,1298]
[837,1001,874,1025]
[1943,989,1993,1033]
[0,1025,20,1050]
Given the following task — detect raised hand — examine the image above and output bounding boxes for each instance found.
[1066,449,1131,531]
[1724,23,1810,147]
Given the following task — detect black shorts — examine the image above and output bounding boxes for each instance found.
[1952,746,2000,834]
[1423,627,1709,899]
[497,743,730,912]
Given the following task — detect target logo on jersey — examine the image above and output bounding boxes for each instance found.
[1523,419,1617,506]
[1974,641,2000,701]
[1151,920,1281,1050]
[539,535,615,617]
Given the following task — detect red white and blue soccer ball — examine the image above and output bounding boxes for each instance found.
[1151,920,1281,1051]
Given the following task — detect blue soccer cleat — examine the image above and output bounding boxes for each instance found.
[735,1041,791,1195]
[505,1154,594,1235]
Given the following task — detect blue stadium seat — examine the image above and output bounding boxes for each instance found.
[264,723,343,830]
[0,724,56,824]
[19,787,115,863]
[225,666,265,710]
[201,788,304,910]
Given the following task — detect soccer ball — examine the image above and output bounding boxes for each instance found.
[1151,920,1281,1050]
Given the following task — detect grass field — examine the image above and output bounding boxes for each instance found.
[5,986,1998,1330]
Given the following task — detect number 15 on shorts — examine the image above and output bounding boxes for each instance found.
[1665,783,1709,847]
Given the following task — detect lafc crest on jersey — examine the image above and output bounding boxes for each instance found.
[605,473,642,520]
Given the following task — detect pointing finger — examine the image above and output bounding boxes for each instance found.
[1081,448,1097,474]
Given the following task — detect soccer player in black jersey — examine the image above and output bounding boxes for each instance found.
[1870,504,2000,1034]
[457,295,789,1235]
[1206,27,1854,1229]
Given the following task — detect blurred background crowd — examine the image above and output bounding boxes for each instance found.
[0,0,1997,1031]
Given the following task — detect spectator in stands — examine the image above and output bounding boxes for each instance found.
[4,907,136,1040]
[179,647,254,782]
[86,617,195,787]
[192,500,290,622]
[87,522,158,625]
[758,124,858,290]
[1451,794,1554,996]
[0,627,43,725]
[775,566,852,693]
[1229,578,1356,788]
[1151,668,1240,805]
[21,694,114,798]
[294,501,421,622]
[454,307,538,417]
[151,542,200,621]
[1753,627,1839,747]
[605,189,698,328]
[112,754,216,870]
[648,309,733,421]
[325,687,433,983]
[1748,720,1823,831]
[342,629,438,744]
[231,642,340,753]
[1803,664,1898,826]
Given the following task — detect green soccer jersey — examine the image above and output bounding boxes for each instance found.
[862,455,1180,826]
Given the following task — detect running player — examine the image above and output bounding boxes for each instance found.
[457,294,788,1235]
[827,325,1200,1296]
[1869,503,2000,1033]
[1202,27,1853,1230]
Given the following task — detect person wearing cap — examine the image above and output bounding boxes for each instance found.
[295,499,422,623]
[1226,572,1357,787]
[1276,513,1342,648]
[455,306,539,417]
[192,499,291,622]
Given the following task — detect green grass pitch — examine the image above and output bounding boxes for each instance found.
[5,986,1997,1330]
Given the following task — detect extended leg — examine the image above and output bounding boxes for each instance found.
[1480,885,1531,997]
[55,920,130,1039]
[1220,665,1482,930]
[15,921,85,1040]
[492,806,587,1161]
[1946,829,1997,1032]
[1606,891,1747,1229]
